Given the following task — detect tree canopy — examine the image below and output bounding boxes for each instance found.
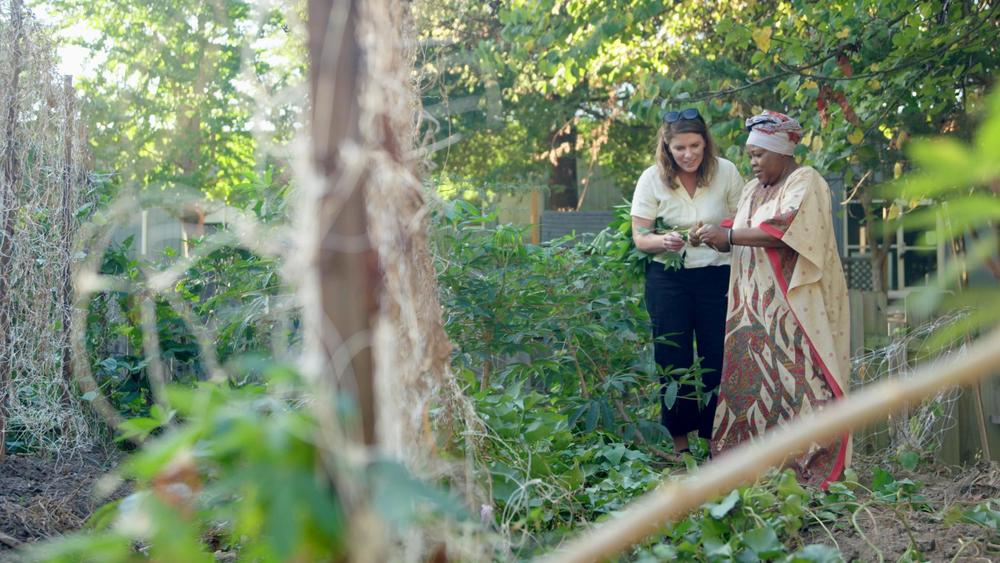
[418,0,999,195]
[41,0,305,203]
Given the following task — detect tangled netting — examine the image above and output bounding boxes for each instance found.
[0,2,94,455]
[289,0,491,557]
[851,311,969,459]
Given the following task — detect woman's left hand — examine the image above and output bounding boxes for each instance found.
[694,224,728,251]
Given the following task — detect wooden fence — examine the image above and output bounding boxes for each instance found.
[849,289,999,464]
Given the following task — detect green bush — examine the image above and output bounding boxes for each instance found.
[432,201,722,550]
[434,201,673,442]
[35,373,466,562]
[84,235,286,420]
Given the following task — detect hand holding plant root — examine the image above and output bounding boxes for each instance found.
[691,223,729,252]
[637,217,690,270]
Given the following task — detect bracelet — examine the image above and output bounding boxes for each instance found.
[727,228,734,247]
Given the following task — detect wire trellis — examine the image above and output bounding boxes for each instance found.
[0,2,94,456]
[4,0,494,557]
[850,311,969,459]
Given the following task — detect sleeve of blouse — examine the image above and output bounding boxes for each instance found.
[630,170,658,220]
[725,162,745,216]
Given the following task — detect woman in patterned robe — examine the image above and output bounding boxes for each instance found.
[692,111,851,487]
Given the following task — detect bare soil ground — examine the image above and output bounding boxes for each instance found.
[800,461,1000,562]
[0,451,996,561]
[0,450,124,561]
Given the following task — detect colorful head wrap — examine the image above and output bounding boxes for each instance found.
[745,110,804,156]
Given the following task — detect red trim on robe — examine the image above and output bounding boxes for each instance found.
[761,238,848,489]
[758,222,786,240]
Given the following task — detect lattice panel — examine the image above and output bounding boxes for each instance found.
[843,256,874,291]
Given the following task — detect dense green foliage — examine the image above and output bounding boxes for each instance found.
[895,88,1000,339]
[417,0,1000,291]
[41,0,303,202]
[420,0,999,188]
[16,0,1000,561]
[84,232,283,421]
[433,201,673,547]
[36,377,463,563]
[434,200,717,446]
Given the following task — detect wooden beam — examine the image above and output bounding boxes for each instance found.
[308,0,377,446]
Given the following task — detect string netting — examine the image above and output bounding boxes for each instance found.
[55,0,492,558]
[851,311,968,459]
[0,3,94,456]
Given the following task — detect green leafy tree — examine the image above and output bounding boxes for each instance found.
[895,88,1000,339]
[417,0,999,290]
[41,0,305,204]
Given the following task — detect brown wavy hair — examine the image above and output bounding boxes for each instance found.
[655,117,719,189]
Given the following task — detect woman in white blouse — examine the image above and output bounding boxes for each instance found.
[630,108,744,455]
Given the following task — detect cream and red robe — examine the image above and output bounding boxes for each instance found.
[711,166,851,487]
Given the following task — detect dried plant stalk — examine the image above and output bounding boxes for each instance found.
[1,0,93,458]
[0,0,25,460]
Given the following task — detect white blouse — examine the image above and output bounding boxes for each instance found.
[630,157,745,268]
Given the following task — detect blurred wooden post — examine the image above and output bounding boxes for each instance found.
[60,76,75,396]
[0,0,25,460]
[848,289,864,358]
[530,189,540,244]
[308,0,378,445]
[954,331,994,461]
[863,291,888,348]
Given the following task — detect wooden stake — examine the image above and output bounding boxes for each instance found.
[60,76,75,398]
[0,0,25,461]
[308,0,378,446]
[530,189,540,244]
[541,328,1000,563]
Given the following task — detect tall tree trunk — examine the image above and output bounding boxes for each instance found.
[547,124,578,210]
[0,0,25,460]
[176,8,212,254]
[308,0,378,446]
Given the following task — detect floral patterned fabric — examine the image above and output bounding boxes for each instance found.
[711,166,851,488]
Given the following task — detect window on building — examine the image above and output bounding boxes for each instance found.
[842,201,943,296]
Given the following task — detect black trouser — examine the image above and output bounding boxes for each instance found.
[644,262,730,440]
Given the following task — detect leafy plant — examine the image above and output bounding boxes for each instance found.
[434,200,700,445]
[433,201,730,555]
[36,372,467,562]
[85,234,286,420]
[594,201,688,279]
[891,88,1000,343]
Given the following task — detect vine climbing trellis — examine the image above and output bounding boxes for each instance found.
[0,0,93,458]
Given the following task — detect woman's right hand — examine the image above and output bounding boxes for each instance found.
[662,232,685,252]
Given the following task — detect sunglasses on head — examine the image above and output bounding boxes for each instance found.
[745,114,781,131]
[662,108,702,123]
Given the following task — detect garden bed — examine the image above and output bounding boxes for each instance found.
[0,450,124,557]
[798,461,1000,561]
[0,448,996,561]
